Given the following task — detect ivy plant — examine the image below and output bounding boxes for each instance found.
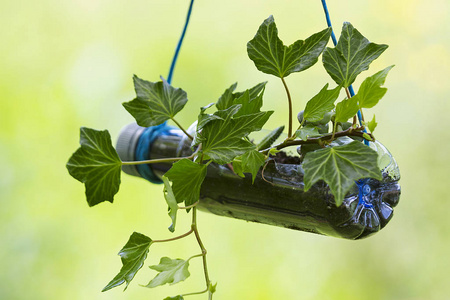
[67,15,393,299]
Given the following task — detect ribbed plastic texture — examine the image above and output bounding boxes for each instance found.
[116,123,146,177]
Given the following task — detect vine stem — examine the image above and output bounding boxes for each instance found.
[121,145,201,166]
[280,77,293,138]
[171,117,194,140]
[152,229,194,243]
[191,207,213,299]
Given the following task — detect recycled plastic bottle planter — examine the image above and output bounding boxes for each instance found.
[117,122,401,240]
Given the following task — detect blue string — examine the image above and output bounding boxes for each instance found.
[167,0,195,85]
[320,0,369,145]
[135,123,178,184]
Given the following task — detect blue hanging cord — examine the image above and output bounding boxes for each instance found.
[320,0,369,145]
[167,0,195,84]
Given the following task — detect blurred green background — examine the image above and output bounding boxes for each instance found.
[1,0,449,299]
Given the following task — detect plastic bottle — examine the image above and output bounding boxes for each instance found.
[116,123,401,240]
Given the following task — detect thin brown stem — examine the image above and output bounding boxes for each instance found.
[171,117,194,140]
[178,200,199,210]
[281,77,293,138]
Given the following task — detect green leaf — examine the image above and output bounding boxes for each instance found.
[232,156,245,178]
[209,282,217,294]
[323,23,388,87]
[247,15,331,78]
[294,124,321,141]
[66,127,122,207]
[164,296,184,300]
[303,84,341,122]
[368,115,378,133]
[240,150,266,183]
[102,232,152,292]
[303,141,382,206]
[234,82,267,100]
[362,133,373,141]
[123,76,188,127]
[216,82,237,110]
[256,125,285,150]
[354,65,394,109]
[162,176,179,233]
[233,90,264,117]
[145,257,190,288]
[198,105,273,164]
[335,97,359,123]
[164,159,207,206]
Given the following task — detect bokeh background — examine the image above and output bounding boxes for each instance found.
[1,0,449,299]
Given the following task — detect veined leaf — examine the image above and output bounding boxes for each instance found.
[233,90,264,117]
[247,15,331,78]
[354,65,394,109]
[164,159,207,207]
[241,150,266,183]
[335,97,359,123]
[198,105,273,164]
[145,257,190,288]
[102,232,152,292]
[303,84,341,122]
[295,124,321,141]
[234,81,267,100]
[162,176,179,233]
[303,141,382,206]
[66,127,122,207]
[323,23,388,87]
[216,82,237,110]
[123,76,188,127]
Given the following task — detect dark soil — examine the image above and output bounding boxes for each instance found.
[270,151,301,164]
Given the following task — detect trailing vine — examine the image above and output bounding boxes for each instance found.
[67,13,393,300]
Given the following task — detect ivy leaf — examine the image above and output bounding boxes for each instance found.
[354,65,394,109]
[102,232,152,292]
[335,97,359,123]
[247,15,331,78]
[234,81,267,100]
[162,176,178,233]
[123,76,188,127]
[256,125,285,150]
[198,105,273,164]
[164,159,207,206]
[240,150,266,183]
[303,84,341,122]
[66,127,122,207]
[233,90,264,117]
[367,115,378,133]
[295,124,321,141]
[145,257,190,288]
[164,296,184,300]
[323,23,388,87]
[303,141,382,206]
[216,82,237,110]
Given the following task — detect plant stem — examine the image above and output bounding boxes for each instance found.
[171,117,194,140]
[191,207,213,299]
[152,229,194,243]
[281,77,293,138]
[179,200,199,210]
[121,146,201,166]
[261,126,372,155]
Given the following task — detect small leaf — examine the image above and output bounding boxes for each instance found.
[145,257,190,288]
[164,296,184,300]
[368,115,378,133]
[303,141,382,206]
[232,156,245,178]
[198,105,273,164]
[335,97,359,123]
[295,124,321,141]
[323,23,388,87]
[303,84,341,122]
[256,125,285,150]
[240,150,266,183]
[102,232,152,292]
[123,76,188,127]
[362,133,373,141]
[162,176,179,233]
[165,159,207,207]
[354,65,394,109]
[247,16,331,78]
[66,127,122,207]
[209,282,218,294]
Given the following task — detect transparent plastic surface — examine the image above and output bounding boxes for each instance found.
[121,123,401,239]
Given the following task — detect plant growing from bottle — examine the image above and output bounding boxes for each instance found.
[67,14,394,300]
